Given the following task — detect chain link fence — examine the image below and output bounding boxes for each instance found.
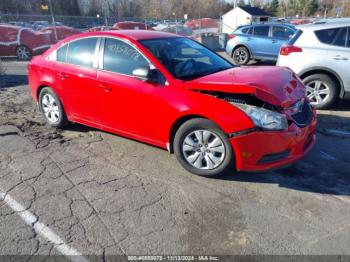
[0,13,222,32]
[0,13,225,59]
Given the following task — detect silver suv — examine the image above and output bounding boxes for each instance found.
[277,22,350,109]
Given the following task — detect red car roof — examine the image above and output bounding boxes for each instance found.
[62,30,180,43]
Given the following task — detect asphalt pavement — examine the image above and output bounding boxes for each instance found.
[0,60,350,260]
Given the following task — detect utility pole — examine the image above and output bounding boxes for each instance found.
[48,0,58,43]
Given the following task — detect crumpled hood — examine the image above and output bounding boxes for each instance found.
[184,66,306,108]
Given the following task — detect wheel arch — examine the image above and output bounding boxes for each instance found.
[231,44,252,58]
[168,114,208,153]
[37,85,48,100]
[300,67,345,99]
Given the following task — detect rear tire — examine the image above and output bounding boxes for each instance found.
[303,74,339,109]
[174,118,235,178]
[39,87,68,128]
[232,46,250,66]
[16,45,32,61]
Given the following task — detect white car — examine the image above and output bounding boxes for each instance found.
[277,22,350,109]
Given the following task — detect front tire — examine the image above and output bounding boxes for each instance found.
[174,118,235,178]
[39,87,68,128]
[232,46,250,66]
[303,74,339,109]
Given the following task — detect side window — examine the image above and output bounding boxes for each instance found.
[57,44,68,62]
[241,27,250,34]
[253,26,269,37]
[103,38,149,75]
[272,26,295,39]
[348,28,350,48]
[333,28,347,47]
[67,37,98,68]
[315,28,341,46]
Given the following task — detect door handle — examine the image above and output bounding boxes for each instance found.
[333,56,349,61]
[57,72,69,80]
[272,39,277,43]
[98,84,112,93]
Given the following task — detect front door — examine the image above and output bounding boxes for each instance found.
[97,37,171,144]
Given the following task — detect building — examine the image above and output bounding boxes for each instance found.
[221,6,272,34]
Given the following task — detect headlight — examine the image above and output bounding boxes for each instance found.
[234,103,288,131]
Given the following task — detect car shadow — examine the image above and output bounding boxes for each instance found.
[249,60,276,66]
[320,100,350,112]
[0,74,28,88]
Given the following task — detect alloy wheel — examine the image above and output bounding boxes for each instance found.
[234,49,248,64]
[41,93,60,124]
[16,46,31,60]
[182,130,226,170]
[306,80,330,105]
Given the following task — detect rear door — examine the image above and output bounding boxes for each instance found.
[249,25,272,58]
[315,27,350,90]
[53,37,101,123]
[271,25,296,58]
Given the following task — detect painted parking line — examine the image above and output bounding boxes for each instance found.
[0,191,89,262]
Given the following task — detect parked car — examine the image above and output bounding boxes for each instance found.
[87,26,116,32]
[0,25,52,60]
[7,21,33,29]
[161,25,196,39]
[290,19,312,25]
[226,23,297,65]
[28,31,316,177]
[185,18,219,35]
[113,21,149,30]
[32,21,50,31]
[40,26,81,43]
[277,22,350,109]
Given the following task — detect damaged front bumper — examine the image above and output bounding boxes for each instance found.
[229,109,317,172]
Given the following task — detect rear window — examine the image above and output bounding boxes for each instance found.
[272,26,295,39]
[288,30,303,45]
[241,27,251,34]
[315,27,347,47]
[253,26,269,37]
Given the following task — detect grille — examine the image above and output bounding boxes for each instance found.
[291,102,313,128]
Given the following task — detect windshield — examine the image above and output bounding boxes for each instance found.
[140,37,233,80]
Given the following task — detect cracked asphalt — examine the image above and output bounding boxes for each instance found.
[0,60,350,259]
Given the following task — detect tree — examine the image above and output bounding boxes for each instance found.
[305,0,319,16]
[269,0,280,15]
[237,0,246,7]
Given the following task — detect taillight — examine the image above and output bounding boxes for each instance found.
[228,34,236,39]
[280,45,303,56]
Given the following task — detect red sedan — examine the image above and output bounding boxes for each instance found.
[0,24,52,60]
[28,31,316,177]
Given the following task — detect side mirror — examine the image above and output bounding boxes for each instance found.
[132,66,167,86]
[132,67,150,81]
